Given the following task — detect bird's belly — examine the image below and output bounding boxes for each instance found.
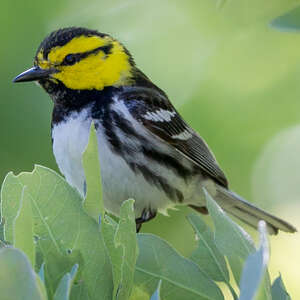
[51,109,205,218]
[95,122,206,217]
[99,150,174,217]
[95,130,176,217]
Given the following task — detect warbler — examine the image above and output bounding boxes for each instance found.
[14,27,296,234]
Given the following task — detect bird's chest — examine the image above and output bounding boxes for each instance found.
[50,104,200,218]
[52,109,92,195]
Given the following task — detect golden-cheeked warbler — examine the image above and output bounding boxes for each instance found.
[13,27,296,233]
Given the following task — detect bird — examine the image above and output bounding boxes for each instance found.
[13,27,296,234]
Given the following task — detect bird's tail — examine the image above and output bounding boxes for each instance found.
[210,186,296,235]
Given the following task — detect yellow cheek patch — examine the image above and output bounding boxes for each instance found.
[48,35,108,64]
[37,51,43,62]
[36,50,51,69]
[52,41,133,90]
[38,60,51,69]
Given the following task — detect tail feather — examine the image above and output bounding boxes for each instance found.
[227,205,279,235]
[212,186,296,235]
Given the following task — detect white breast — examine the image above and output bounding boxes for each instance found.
[52,108,92,196]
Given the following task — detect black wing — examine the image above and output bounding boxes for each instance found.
[120,87,228,188]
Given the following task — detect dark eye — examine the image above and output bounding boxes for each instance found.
[63,54,77,65]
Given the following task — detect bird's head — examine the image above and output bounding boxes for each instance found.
[13,27,135,91]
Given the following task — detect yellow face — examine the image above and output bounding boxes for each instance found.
[35,35,133,90]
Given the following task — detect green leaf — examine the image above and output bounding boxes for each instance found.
[150,280,162,300]
[13,186,35,266]
[188,214,229,282]
[204,189,271,300]
[54,264,79,300]
[239,221,271,300]
[1,166,113,300]
[188,213,238,299]
[271,275,291,300]
[0,239,6,248]
[44,250,83,298]
[36,273,49,300]
[129,286,149,300]
[135,233,224,300]
[0,247,46,300]
[1,171,24,243]
[82,122,104,221]
[0,213,4,242]
[39,263,45,283]
[102,199,138,300]
[204,189,255,284]
[271,6,300,32]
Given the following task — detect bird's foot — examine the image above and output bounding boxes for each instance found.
[135,208,157,233]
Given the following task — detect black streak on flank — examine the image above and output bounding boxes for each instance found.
[100,105,123,157]
[142,148,196,182]
[110,110,147,142]
[129,163,184,203]
[94,103,185,203]
[110,110,195,182]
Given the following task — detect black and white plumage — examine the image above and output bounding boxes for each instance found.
[13,27,296,234]
[52,86,204,218]
[50,84,295,234]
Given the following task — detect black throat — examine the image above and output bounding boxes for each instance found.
[42,79,121,124]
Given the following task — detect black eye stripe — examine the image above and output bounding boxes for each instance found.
[98,44,113,55]
[61,44,113,66]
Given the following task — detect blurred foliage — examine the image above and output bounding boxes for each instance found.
[0,248,47,300]
[271,5,300,31]
[1,158,287,299]
[271,275,292,300]
[2,0,300,298]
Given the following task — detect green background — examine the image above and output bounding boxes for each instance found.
[2,0,300,298]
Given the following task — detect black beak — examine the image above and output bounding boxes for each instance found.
[13,67,56,83]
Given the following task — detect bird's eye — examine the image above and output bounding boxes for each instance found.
[63,54,77,65]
